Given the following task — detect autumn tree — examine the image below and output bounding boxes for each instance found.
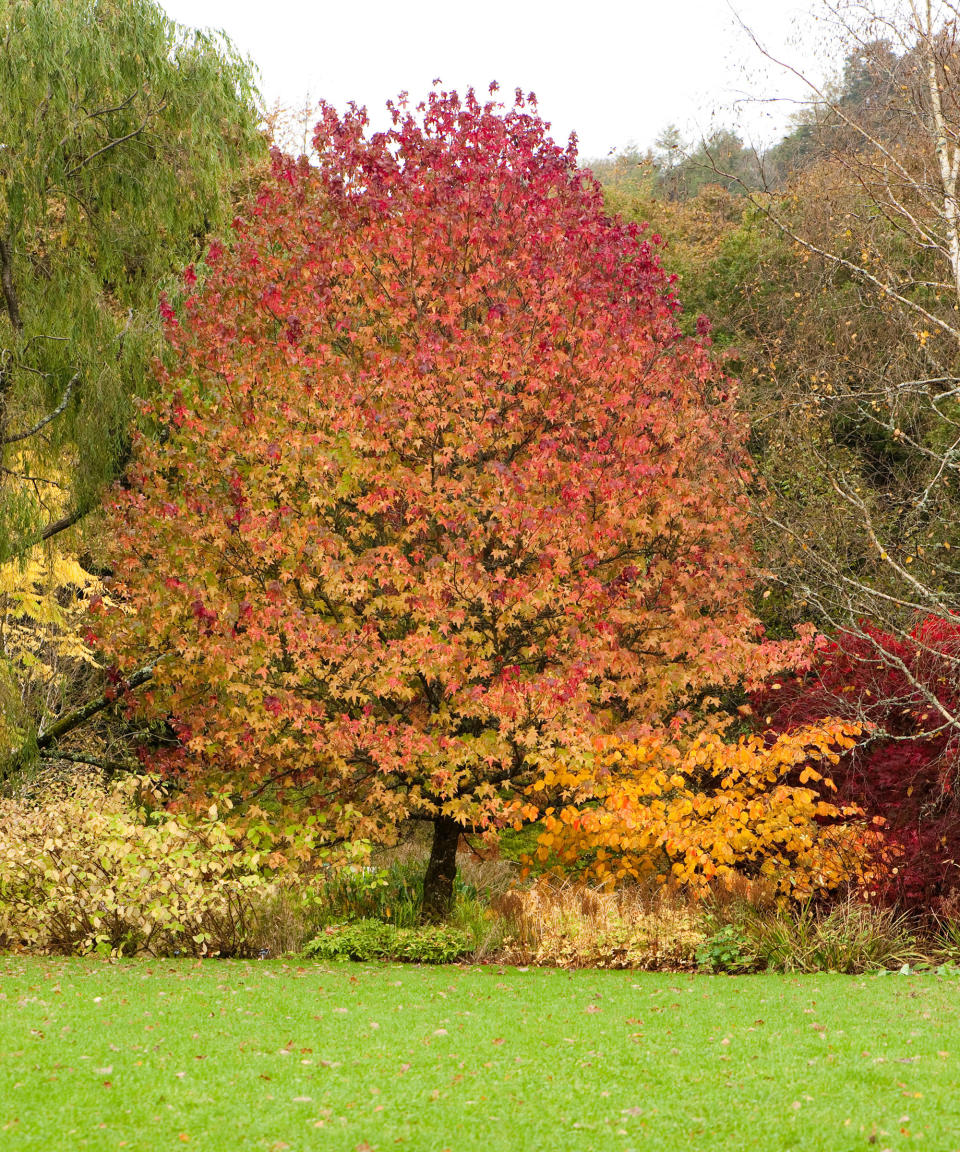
[0,0,264,771]
[101,88,810,919]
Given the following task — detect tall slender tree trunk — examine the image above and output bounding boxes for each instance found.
[420,815,461,923]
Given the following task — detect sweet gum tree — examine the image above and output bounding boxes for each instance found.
[102,88,812,919]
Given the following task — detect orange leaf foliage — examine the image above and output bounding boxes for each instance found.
[529,722,883,898]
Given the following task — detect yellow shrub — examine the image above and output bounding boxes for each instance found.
[0,777,353,956]
[527,722,884,899]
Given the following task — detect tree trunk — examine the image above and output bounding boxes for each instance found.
[421,816,461,923]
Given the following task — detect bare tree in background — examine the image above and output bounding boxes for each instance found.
[706,1,960,749]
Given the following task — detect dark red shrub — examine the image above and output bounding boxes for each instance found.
[752,615,960,908]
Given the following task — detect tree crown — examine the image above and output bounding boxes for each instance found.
[103,88,810,839]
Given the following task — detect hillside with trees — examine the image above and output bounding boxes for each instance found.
[587,2,960,904]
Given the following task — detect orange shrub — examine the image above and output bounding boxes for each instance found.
[525,722,884,898]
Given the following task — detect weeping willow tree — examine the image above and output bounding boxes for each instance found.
[0,0,265,775]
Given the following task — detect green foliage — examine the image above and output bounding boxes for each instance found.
[0,0,264,557]
[934,915,960,964]
[587,128,760,204]
[304,919,396,960]
[303,919,474,964]
[497,822,545,866]
[696,923,759,974]
[748,900,923,974]
[312,860,487,931]
[0,0,265,781]
[398,924,475,964]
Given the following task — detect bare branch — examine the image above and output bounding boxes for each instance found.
[62,103,166,180]
[2,372,78,444]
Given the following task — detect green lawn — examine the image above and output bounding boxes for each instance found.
[1,958,958,1151]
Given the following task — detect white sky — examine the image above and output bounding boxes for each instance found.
[161,0,836,160]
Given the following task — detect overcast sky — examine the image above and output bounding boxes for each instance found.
[161,0,836,161]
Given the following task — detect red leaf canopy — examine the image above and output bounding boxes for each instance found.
[103,88,805,836]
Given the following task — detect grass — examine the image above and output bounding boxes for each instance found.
[2,959,960,1151]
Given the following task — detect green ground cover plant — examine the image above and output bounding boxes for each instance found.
[1,958,959,1152]
[304,921,473,964]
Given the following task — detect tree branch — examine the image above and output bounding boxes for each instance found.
[35,660,158,751]
[0,234,22,335]
[62,105,163,179]
[43,503,93,542]
[38,748,141,774]
[2,372,78,444]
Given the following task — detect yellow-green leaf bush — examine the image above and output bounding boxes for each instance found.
[0,778,353,957]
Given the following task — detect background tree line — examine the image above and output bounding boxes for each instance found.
[589,1,960,902]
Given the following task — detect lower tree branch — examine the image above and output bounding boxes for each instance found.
[2,660,162,787]
[39,503,88,543]
[38,748,141,774]
[36,660,158,750]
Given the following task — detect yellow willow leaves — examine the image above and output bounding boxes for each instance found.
[0,548,105,747]
[528,721,883,898]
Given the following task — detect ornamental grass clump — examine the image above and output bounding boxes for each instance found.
[493,878,708,970]
[747,898,924,973]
